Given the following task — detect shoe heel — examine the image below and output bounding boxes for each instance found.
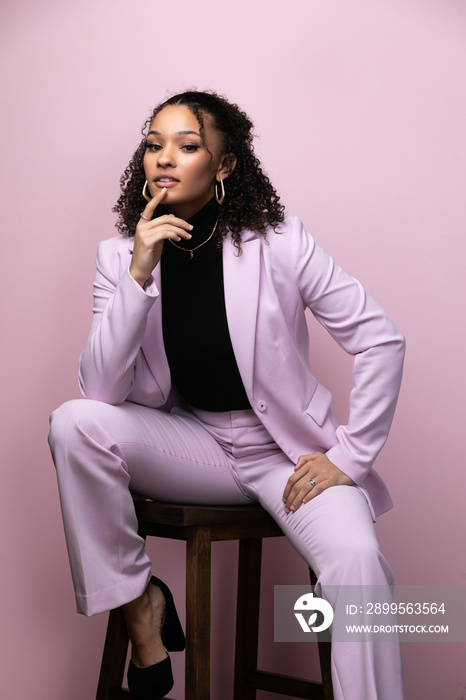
[150,576,186,652]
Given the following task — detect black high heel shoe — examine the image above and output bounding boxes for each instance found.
[127,576,185,699]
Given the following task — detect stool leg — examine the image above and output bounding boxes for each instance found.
[96,608,129,700]
[309,567,334,700]
[234,538,262,700]
[186,526,212,700]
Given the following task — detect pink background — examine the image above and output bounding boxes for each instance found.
[1,0,465,698]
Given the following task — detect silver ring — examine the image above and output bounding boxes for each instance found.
[309,479,316,487]
[140,212,151,221]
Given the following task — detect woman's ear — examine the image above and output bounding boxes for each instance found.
[217,153,237,180]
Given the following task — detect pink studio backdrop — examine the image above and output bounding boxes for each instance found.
[1,1,465,698]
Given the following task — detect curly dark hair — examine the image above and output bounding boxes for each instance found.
[112,90,284,252]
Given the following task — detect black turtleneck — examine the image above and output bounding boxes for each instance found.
[160,197,251,411]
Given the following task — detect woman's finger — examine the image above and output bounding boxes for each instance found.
[139,186,168,220]
[294,453,318,471]
[150,216,194,235]
[283,470,316,510]
[285,472,328,513]
[282,458,315,500]
[139,223,193,243]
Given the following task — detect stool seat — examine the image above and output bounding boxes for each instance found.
[135,501,284,536]
[96,502,333,700]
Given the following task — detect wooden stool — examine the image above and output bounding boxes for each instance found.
[96,502,333,700]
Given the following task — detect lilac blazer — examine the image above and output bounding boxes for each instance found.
[79,216,405,518]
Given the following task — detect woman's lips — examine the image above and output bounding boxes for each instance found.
[154,178,179,188]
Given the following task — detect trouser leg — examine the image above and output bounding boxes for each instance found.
[235,457,404,700]
[48,399,251,616]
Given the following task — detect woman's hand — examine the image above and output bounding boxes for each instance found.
[129,188,194,286]
[282,453,355,514]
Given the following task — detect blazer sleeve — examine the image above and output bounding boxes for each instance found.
[78,238,159,404]
[291,217,406,484]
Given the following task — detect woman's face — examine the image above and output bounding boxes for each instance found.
[143,105,229,219]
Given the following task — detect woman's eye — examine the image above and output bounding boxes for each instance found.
[146,143,161,152]
[182,144,200,152]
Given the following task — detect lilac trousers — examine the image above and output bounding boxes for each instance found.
[48,398,404,700]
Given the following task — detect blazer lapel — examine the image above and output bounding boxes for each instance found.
[222,233,261,398]
[142,263,171,395]
[124,241,171,401]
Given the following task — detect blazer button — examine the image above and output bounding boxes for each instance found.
[256,400,267,412]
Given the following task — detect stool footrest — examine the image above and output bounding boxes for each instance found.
[248,670,325,698]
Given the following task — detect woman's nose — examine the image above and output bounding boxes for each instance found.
[157,146,175,167]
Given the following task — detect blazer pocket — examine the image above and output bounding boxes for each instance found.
[305,383,333,427]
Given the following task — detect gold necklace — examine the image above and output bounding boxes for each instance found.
[168,218,219,260]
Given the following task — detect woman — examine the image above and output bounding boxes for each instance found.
[49,90,406,699]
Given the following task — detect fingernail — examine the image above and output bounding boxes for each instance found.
[188,224,194,229]
[290,505,295,512]
[186,233,192,239]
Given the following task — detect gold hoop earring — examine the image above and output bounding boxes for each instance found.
[142,180,152,202]
[215,178,225,205]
